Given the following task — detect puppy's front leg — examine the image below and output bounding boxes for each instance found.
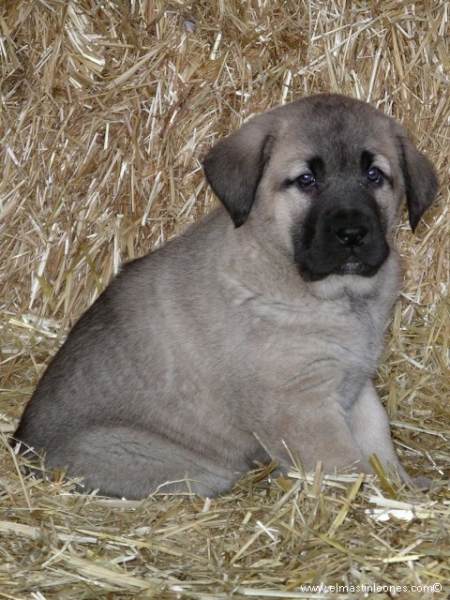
[348,381,409,481]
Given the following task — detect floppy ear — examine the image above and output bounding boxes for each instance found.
[202,115,276,227]
[397,134,438,232]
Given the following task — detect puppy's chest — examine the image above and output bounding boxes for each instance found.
[248,299,383,384]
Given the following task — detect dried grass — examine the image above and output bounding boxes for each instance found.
[1,0,449,598]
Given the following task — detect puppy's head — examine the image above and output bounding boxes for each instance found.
[203,94,438,294]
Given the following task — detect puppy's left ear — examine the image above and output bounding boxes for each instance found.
[397,134,438,232]
[202,114,276,227]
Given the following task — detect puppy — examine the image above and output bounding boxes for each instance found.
[14,94,438,498]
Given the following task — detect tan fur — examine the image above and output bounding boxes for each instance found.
[14,94,438,498]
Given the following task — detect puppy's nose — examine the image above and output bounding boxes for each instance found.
[335,225,368,247]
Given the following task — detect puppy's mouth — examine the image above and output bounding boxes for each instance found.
[334,255,380,277]
[337,260,364,275]
[299,251,387,281]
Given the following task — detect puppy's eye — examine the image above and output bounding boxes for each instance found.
[367,166,383,184]
[296,172,316,188]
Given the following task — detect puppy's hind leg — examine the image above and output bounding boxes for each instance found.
[45,426,239,499]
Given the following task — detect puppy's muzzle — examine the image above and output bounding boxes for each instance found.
[293,186,390,282]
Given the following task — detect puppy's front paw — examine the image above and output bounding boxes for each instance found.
[408,475,434,492]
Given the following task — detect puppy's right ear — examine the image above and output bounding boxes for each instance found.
[396,133,439,232]
[202,115,276,227]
